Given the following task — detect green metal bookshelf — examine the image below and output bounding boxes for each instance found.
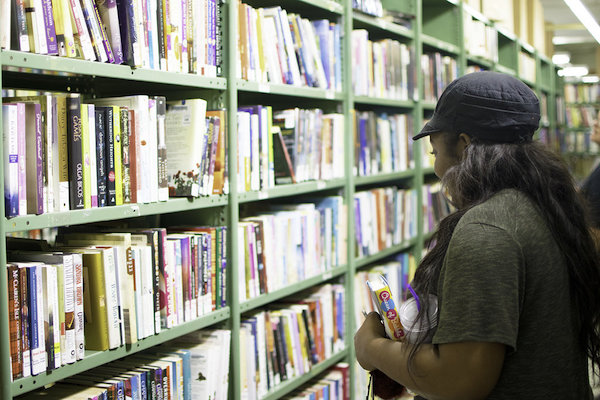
[0,1,563,399]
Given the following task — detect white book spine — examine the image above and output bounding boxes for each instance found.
[132,246,144,339]
[67,0,96,60]
[102,247,122,349]
[3,104,19,217]
[147,99,159,203]
[87,104,98,207]
[16,103,27,216]
[49,266,62,369]
[62,255,76,364]
[33,0,48,53]
[141,246,155,337]
[72,253,85,360]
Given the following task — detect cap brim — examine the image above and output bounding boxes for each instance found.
[413,118,443,140]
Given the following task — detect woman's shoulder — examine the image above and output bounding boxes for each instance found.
[459,189,540,230]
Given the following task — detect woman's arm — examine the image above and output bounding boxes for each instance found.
[355,312,506,400]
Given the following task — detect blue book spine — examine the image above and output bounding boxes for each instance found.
[312,20,331,89]
[359,117,368,176]
[333,24,342,91]
[220,226,227,308]
[28,267,38,364]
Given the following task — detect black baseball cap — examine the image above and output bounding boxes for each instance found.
[414,71,541,143]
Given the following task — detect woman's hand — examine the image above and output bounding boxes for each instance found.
[354,312,387,371]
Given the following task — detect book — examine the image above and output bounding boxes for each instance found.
[67,94,84,210]
[79,0,109,62]
[165,98,207,197]
[55,94,71,211]
[40,0,58,54]
[155,96,169,201]
[3,104,19,217]
[119,107,131,204]
[271,126,296,185]
[96,0,124,64]
[366,274,405,341]
[51,0,77,57]
[67,0,96,60]
[7,265,23,380]
[95,107,107,207]
[11,0,30,52]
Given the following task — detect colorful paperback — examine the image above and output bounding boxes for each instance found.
[366,274,405,341]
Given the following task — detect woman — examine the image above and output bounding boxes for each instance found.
[354,71,600,399]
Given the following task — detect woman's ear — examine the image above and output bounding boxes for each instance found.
[456,133,472,156]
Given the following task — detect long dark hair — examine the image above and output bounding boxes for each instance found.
[409,132,600,376]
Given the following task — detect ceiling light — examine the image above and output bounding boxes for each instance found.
[582,75,600,83]
[553,36,596,45]
[558,66,589,77]
[563,0,600,44]
[552,53,571,65]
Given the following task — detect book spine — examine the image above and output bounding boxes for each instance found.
[97,0,124,64]
[86,104,98,208]
[79,0,108,62]
[156,0,166,70]
[55,95,70,211]
[67,94,84,210]
[19,267,31,377]
[67,0,96,60]
[127,109,138,204]
[51,0,77,57]
[72,253,85,360]
[112,106,123,205]
[120,108,131,204]
[104,106,116,206]
[180,0,188,74]
[3,104,19,217]
[16,103,27,216]
[41,0,59,54]
[91,0,115,63]
[12,0,31,52]
[8,266,23,380]
[24,0,41,53]
[32,0,49,53]
[95,108,107,207]
[80,103,92,209]
[155,97,168,201]
[32,265,47,374]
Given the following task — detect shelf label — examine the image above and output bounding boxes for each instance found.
[325,91,334,99]
[317,181,326,190]
[258,191,269,199]
[258,84,271,93]
[323,271,333,280]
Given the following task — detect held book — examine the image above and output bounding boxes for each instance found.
[366,274,405,341]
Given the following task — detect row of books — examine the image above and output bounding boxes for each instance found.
[565,105,598,128]
[283,363,349,400]
[236,1,342,91]
[6,227,226,379]
[354,187,418,259]
[353,0,383,17]
[2,0,221,75]
[463,15,498,62]
[423,182,454,235]
[564,83,600,104]
[237,106,344,193]
[421,52,459,103]
[519,52,536,84]
[238,196,347,302]
[1,94,226,217]
[561,130,600,154]
[18,328,231,400]
[352,29,416,100]
[240,284,346,399]
[353,111,414,177]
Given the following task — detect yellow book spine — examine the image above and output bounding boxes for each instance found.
[370,278,405,341]
[82,252,110,350]
[112,106,123,205]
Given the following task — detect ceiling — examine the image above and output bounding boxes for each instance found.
[539,0,600,75]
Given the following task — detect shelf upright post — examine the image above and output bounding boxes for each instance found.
[413,0,425,261]
[457,0,467,76]
[0,62,12,400]
[343,0,357,397]
[224,0,241,398]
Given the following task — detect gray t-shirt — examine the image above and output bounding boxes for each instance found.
[431,189,592,399]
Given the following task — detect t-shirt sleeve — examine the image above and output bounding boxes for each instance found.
[432,222,524,351]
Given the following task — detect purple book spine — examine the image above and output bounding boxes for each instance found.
[99,0,124,64]
[41,0,59,54]
[92,0,115,63]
